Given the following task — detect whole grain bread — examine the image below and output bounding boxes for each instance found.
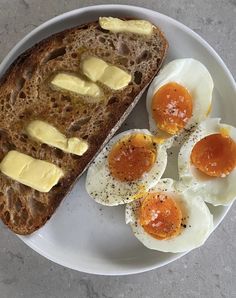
[0,19,168,235]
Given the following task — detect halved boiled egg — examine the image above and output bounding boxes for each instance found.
[126,178,213,253]
[178,118,236,206]
[86,129,167,206]
[146,59,213,146]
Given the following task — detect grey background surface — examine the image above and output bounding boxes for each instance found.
[0,1,235,297]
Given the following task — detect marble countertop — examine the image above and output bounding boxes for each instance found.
[0,1,235,297]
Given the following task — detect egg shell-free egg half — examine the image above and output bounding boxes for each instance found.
[86,129,167,206]
[126,178,213,253]
[178,118,236,206]
[146,58,214,147]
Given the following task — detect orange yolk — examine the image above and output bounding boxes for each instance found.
[152,82,193,135]
[191,133,236,177]
[139,193,182,240]
[108,134,156,182]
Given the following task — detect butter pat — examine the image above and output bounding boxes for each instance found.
[82,56,131,90]
[26,120,88,156]
[51,73,102,98]
[82,56,107,81]
[0,151,64,192]
[99,17,153,35]
[99,65,131,90]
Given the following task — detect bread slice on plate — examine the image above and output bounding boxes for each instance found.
[0,17,168,235]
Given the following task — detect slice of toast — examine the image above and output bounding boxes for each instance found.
[0,19,168,235]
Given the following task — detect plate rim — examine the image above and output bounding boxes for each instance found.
[0,4,235,275]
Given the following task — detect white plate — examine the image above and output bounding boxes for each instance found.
[0,5,235,275]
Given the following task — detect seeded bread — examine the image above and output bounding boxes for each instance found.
[0,20,168,234]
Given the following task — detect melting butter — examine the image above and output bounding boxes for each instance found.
[99,17,153,35]
[26,120,88,156]
[82,56,131,90]
[0,151,64,192]
[51,73,102,98]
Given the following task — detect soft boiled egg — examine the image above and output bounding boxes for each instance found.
[178,118,236,206]
[86,129,167,206]
[146,59,213,146]
[126,178,213,253]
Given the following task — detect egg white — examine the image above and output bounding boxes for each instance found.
[126,178,213,253]
[178,118,236,206]
[146,58,214,146]
[86,129,167,206]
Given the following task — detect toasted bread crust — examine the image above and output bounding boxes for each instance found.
[0,20,168,234]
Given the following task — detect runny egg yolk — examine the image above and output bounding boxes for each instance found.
[108,134,156,182]
[139,193,182,240]
[191,133,236,177]
[152,82,193,135]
